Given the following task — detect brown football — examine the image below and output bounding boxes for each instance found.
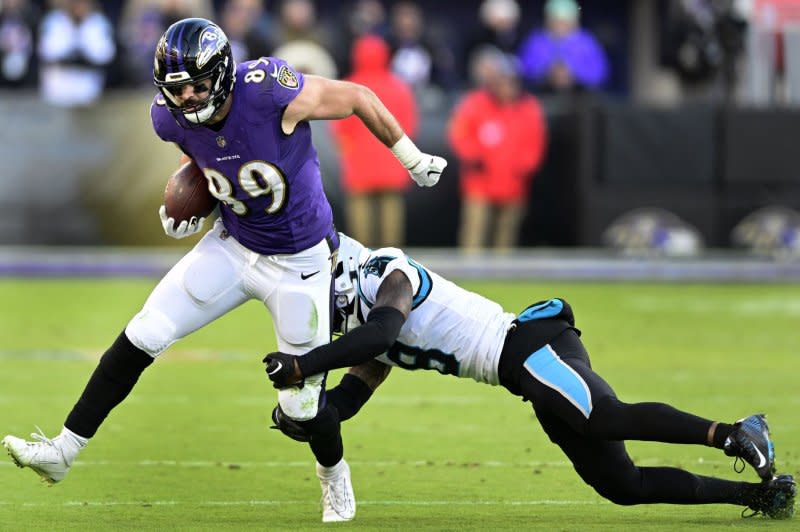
[164,161,218,223]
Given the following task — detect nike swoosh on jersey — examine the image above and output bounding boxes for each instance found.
[301,270,320,280]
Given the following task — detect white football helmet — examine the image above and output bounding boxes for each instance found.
[333,233,369,335]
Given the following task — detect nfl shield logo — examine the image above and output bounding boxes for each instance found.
[216,136,226,148]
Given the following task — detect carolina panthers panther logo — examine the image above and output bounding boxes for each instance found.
[360,255,433,310]
[196,27,224,69]
[363,256,394,278]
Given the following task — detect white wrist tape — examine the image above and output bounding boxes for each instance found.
[390,134,423,169]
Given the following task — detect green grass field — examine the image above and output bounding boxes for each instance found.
[0,278,798,531]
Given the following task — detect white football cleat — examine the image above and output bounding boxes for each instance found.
[317,459,356,522]
[2,428,71,485]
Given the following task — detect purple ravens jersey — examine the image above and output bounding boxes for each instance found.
[151,58,334,255]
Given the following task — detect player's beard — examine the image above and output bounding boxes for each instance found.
[181,96,215,124]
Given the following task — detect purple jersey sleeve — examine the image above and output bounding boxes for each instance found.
[150,94,185,145]
[241,57,305,113]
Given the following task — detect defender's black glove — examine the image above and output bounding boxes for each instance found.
[263,351,303,389]
[269,405,311,442]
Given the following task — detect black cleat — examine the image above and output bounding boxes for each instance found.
[269,405,311,442]
[724,414,776,481]
[744,474,796,519]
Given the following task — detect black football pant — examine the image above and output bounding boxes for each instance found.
[497,324,756,506]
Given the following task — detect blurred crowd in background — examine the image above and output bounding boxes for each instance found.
[1,0,618,98]
[8,0,790,98]
[7,0,792,103]
[3,0,800,255]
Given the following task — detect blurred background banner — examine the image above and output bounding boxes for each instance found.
[0,92,178,245]
[3,0,800,256]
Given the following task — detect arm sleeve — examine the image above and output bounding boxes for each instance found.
[566,31,608,87]
[242,58,304,117]
[296,306,406,377]
[267,58,305,107]
[39,13,76,61]
[518,32,553,81]
[447,95,483,160]
[517,98,548,173]
[150,95,185,144]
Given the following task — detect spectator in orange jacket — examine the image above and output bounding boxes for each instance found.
[331,34,418,247]
[448,46,547,251]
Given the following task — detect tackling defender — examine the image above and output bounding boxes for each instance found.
[2,18,447,523]
[265,234,796,519]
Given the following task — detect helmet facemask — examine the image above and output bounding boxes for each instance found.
[333,257,363,336]
[332,234,370,336]
[157,57,233,125]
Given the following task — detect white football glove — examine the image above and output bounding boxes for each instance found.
[391,135,447,188]
[158,205,206,240]
[408,154,448,187]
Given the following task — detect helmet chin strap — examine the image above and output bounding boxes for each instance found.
[183,102,216,124]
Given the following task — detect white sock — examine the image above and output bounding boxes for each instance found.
[316,458,347,480]
[55,426,89,465]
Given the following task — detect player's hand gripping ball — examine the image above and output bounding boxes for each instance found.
[160,160,218,239]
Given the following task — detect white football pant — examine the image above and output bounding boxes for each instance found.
[125,219,334,421]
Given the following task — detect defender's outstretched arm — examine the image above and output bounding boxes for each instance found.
[264,270,412,387]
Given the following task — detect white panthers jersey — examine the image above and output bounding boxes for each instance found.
[353,247,516,385]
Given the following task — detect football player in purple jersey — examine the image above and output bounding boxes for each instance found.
[2,18,447,523]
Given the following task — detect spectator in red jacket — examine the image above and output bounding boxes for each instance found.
[449,46,547,251]
[331,35,418,247]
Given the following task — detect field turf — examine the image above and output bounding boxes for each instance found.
[0,278,798,530]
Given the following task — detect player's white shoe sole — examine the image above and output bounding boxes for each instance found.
[2,431,70,485]
[318,459,356,522]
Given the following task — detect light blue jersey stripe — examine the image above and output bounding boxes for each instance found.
[523,345,592,418]
[518,299,563,322]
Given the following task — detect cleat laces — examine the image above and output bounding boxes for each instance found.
[733,456,745,474]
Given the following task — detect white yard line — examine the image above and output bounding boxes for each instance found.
[0,458,731,468]
[0,499,604,507]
